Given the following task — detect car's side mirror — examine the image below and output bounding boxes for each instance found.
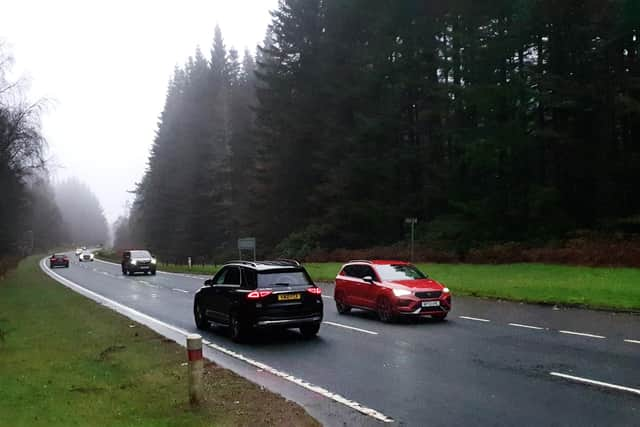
[363,276,374,284]
[204,279,213,286]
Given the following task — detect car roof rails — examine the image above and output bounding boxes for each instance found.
[274,258,301,266]
[347,259,372,264]
[226,260,257,267]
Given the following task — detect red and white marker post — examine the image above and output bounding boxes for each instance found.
[187,334,204,405]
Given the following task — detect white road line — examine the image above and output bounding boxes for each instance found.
[508,323,544,330]
[550,372,640,396]
[172,288,189,293]
[559,330,606,339]
[322,295,333,299]
[139,281,159,288]
[39,258,393,424]
[459,316,491,322]
[624,339,640,345]
[323,321,378,335]
[205,341,393,422]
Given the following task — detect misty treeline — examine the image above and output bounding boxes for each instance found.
[119,1,640,262]
[0,46,109,257]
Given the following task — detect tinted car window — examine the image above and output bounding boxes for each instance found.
[223,267,241,285]
[241,268,257,290]
[214,268,227,284]
[342,265,357,277]
[360,265,377,280]
[375,264,427,281]
[257,269,312,288]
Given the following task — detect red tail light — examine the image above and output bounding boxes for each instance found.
[247,290,273,299]
[307,287,322,295]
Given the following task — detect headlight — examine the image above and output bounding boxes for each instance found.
[131,260,137,265]
[151,258,157,264]
[392,289,412,297]
[443,287,450,293]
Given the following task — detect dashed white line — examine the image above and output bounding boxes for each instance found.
[624,339,640,345]
[322,295,333,299]
[172,288,189,294]
[323,321,378,335]
[559,330,606,339]
[550,372,640,396]
[40,258,393,423]
[139,281,159,288]
[459,316,491,322]
[508,323,545,330]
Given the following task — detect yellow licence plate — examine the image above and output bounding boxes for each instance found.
[278,293,301,301]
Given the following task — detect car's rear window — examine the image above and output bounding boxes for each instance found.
[257,269,312,288]
[131,250,151,258]
[375,264,427,281]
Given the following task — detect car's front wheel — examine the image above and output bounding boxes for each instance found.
[300,323,320,338]
[150,270,156,276]
[377,297,396,323]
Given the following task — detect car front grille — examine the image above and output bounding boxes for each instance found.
[415,291,442,299]
[83,255,91,260]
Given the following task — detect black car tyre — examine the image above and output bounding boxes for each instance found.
[194,301,207,330]
[128,270,134,276]
[377,297,396,323]
[151,270,156,276]
[335,297,351,314]
[229,313,247,343]
[300,323,320,338]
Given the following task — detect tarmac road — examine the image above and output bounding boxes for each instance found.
[42,254,640,426]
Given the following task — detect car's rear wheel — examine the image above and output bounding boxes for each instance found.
[300,323,320,338]
[194,301,207,330]
[335,298,351,314]
[229,313,248,343]
[377,297,396,323]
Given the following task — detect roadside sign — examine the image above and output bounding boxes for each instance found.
[238,237,256,261]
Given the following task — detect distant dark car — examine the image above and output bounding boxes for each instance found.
[334,260,451,322]
[193,260,323,342]
[49,254,69,268]
[121,250,156,275]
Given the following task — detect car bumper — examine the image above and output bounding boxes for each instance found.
[394,296,451,316]
[127,265,156,272]
[254,314,322,329]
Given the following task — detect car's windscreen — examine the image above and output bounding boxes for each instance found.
[375,264,427,281]
[131,250,151,258]
[257,269,312,288]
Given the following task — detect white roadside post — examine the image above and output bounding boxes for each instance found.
[188,256,192,270]
[186,334,203,405]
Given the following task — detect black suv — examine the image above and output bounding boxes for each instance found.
[121,250,157,275]
[193,260,323,342]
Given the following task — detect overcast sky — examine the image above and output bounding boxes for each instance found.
[1,0,278,224]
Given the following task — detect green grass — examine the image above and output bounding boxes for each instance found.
[97,252,640,311]
[0,257,318,427]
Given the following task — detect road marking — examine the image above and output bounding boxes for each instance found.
[550,372,640,396]
[559,330,605,339]
[139,281,159,288]
[323,321,378,335]
[322,295,333,299]
[508,323,544,330]
[205,341,393,422]
[40,258,393,424]
[101,272,110,277]
[624,339,640,345]
[459,316,490,322]
[172,288,189,293]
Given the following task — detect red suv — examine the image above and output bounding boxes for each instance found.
[334,260,451,322]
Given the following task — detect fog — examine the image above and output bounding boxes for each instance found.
[0,0,278,224]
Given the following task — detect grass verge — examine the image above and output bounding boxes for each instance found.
[0,257,319,427]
